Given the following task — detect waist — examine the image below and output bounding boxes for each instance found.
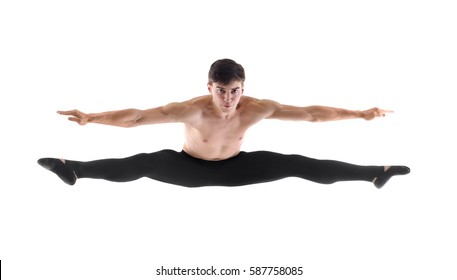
[181,148,242,161]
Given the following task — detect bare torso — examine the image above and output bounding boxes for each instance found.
[181,95,270,160]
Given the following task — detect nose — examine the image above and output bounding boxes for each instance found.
[224,94,232,103]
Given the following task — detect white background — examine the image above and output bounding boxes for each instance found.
[1,0,456,279]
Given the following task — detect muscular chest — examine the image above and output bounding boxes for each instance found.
[186,117,247,144]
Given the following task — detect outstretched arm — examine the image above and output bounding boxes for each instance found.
[58,102,193,127]
[264,101,393,122]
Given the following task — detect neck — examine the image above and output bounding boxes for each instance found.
[211,102,237,120]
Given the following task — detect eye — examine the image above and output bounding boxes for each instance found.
[217,88,225,94]
[231,89,240,95]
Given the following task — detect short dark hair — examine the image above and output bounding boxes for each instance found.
[208,59,245,85]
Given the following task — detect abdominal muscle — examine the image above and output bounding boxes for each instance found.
[182,124,245,161]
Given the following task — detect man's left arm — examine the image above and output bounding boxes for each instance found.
[265,102,393,122]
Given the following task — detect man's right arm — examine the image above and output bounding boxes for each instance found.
[58,102,193,127]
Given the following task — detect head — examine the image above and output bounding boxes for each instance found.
[207,59,245,113]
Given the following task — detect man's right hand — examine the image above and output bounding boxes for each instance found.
[58,110,90,125]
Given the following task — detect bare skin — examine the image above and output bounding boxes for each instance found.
[58,80,392,161]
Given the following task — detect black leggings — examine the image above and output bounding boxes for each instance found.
[66,150,383,187]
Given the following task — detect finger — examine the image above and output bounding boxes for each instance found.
[382,110,394,117]
[376,109,393,117]
[68,117,80,123]
[58,110,77,115]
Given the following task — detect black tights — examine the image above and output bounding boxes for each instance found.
[66,150,383,187]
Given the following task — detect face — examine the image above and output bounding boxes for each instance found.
[208,80,244,113]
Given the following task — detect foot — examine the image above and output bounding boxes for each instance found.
[37,158,77,185]
[373,165,410,189]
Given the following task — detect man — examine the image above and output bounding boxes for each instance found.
[38,59,410,188]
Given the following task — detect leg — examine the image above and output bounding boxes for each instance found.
[209,151,409,188]
[38,150,230,187]
[38,150,186,185]
[66,153,157,182]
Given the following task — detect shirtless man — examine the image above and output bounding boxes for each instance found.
[38,59,410,188]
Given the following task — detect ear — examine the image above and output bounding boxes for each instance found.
[207,82,213,94]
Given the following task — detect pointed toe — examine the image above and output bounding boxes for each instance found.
[37,158,77,185]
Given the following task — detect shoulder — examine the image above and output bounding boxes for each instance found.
[239,96,282,120]
[161,95,209,120]
[164,95,209,110]
[241,96,281,112]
